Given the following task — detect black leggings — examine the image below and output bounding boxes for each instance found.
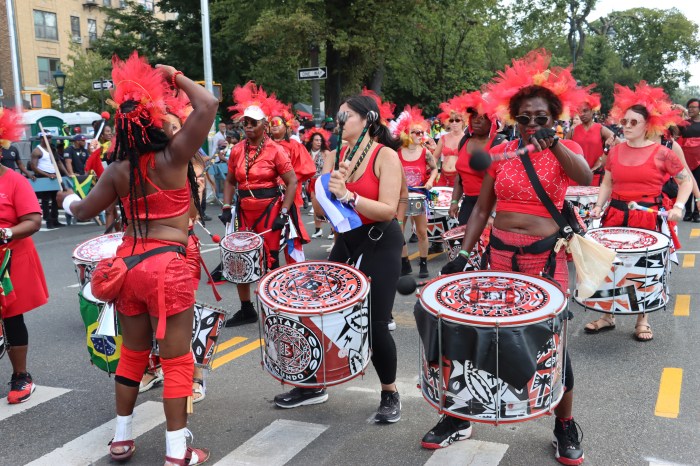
[564,350,574,392]
[329,221,403,385]
[458,195,479,226]
[686,165,700,214]
[3,314,28,346]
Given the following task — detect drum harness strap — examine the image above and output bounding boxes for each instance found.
[606,197,663,229]
[342,221,393,267]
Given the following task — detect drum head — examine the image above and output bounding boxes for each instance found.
[586,227,670,252]
[431,187,453,210]
[419,271,566,326]
[442,225,466,241]
[257,261,370,314]
[73,233,124,263]
[80,282,105,304]
[221,231,263,252]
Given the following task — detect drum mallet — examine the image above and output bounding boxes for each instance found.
[334,111,348,170]
[396,275,430,295]
[628,201,668,217]
[196,220,221,243]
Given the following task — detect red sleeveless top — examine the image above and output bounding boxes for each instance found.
[572,122,604,168]
[455,134,500,196]
[343,143,384,224]
[120,153,190,220]
[398,147,428,188]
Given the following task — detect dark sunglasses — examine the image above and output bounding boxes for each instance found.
[448,118,462,123]
[515,114,551,126]
[242,118,260,127]
[411,130,424,135]
[620,118,642,127]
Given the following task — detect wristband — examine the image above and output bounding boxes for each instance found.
[171,70,183,88]
[338,190,352,203]
[458,249,472,259]
[222,204,232,210]
[673,202,685,211]
[62,193,81,217]
[397,221,403,225]
[450,200,458,205]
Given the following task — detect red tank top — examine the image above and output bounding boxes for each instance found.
[572,123,604,168]
[343,143,384,225]
[120,153,190,220]
[455,134,499,196]
[398,147,428,187]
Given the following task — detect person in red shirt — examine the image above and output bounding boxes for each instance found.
[589,82,692,342]
[220,82,297,327]
[436,50,591,465]
[0,108,47,405]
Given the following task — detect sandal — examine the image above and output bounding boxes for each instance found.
[139,370,164,393]
[165,446,210,466]
[584,316,616,334]
[109,439,135,462]
[192,378,206,404]
[634,323,653,342]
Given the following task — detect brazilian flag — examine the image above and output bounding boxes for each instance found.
[78,288,122,374]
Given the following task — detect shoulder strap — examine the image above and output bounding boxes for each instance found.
[123,245,185,270]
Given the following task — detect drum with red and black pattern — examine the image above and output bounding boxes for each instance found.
[220,231,265,284]
[72,233,124,288]
[415,271,567,424]
[442,225,491,269]
[256,261,370,388]
[574,227,670,314]
[565,186,599,227]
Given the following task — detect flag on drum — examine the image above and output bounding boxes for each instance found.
[78,283,122,374]
[0,248,15,309]
[314,174,362,233]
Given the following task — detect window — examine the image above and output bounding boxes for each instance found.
[119,0,127,8]
[37,57,60,86]
[103,0,111,6]
[88,19,97,43]
[139,0,154,11]
[70,16,81,42]
[33,10,58,41]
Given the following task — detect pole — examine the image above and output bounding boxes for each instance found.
[200,0,215,152]
[59,90,64,113]
[6,0,23,111]
[100,76,105,112]
[310,44,321,127]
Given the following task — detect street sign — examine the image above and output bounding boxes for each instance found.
[92,79,114,91]
[297,67,327,81]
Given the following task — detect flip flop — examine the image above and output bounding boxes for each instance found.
[634,323,653,342]
[584,317,616,334]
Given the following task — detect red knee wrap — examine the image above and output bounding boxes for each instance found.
[161,352,194,399]
[115,346,151,384]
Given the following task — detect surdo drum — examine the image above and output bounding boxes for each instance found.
[442,225,491,269]
[415,271,567,424]
[220,231,266,284]
[72,233,124,288]
[192,303,227,369]
[574,227,670,314]
[407,192,427,217]
[256,261,370,388]
[427,187,459,244]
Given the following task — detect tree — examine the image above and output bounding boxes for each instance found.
[93,1,167,62]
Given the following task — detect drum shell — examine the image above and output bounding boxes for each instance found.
[72,233,124,287]
[220,233,266,284]
[427,215,458,245]
[565,186,599,228]
[442,225,490,268]
[407,193,426,217]
[78,284,122,374]
[192,303,226,368]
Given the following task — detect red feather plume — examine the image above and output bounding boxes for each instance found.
[304,127,331,144]
[392,105,428,137]
[610,81,683,137]
[228,81,277,120]
[361,88,395,122]
[0,108,23,149]
[111,52,168,129]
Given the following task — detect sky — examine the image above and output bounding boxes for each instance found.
[589,0,700,88]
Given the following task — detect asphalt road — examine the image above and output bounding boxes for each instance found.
[0,205,698,466]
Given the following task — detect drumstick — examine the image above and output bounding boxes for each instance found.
[196,220,221,243]
[627,201,668,217]
[37,122,64,190]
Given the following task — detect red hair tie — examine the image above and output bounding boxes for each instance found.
[171,71,183,89]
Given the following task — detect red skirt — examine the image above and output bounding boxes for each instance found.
[1,238,48,318]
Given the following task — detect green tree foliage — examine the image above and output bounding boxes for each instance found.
[93,0,167,61]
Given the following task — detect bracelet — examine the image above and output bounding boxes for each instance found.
[222,204,232,210]
[673,202,685,211]
[458,249,473,259]
[171,70,183,88]
[397,221,403,225]
[338,190,352,203]
[353,192,361,208]
[450,200,459,205]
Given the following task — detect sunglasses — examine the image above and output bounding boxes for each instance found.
[515,114,551,126]
[448,118,462,123]
[620,118,642,127]
[270,118,285,128]
[242,118,260,127]
[411,130,424,135]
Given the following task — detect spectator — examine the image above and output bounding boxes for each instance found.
[1,145,35,180]
[64,135,89,176]
[29,134,63,228]
[210,122,227,157]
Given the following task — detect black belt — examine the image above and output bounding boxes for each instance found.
[239,187,279,199]
[489,232,559,255]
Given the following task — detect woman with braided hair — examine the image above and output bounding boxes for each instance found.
[59,52,218,465]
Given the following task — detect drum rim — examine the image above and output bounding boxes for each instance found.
[418,270,567,326]
[256,260,370,314]
[220,231,264,252]
[586,226,671,252]
[441,225,467,240]
[72,232,124,262]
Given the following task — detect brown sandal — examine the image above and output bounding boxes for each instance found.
[109,439,135,462]
[634,323,653,342]
[584,317,616,334]
[165,446,210,466]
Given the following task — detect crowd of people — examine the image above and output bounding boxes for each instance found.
[1,47,700,466]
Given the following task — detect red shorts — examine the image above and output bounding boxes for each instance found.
[186,231,201,290]
[115,237,195,338]
[239,197,283,253]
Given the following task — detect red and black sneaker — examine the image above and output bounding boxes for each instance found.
[7,372,36,404]
[552,417,585,465]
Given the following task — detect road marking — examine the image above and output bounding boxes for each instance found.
[215,336,248,354]
[408,251,445,261]
[673,295,690,317]
[682,254,695,268]
[655,368,682,418]
[0,386,71,422]
[26,401,164,465]
[424,438,508,466]
[345,379,423,398]
[647,459,690,466]
[690,228,700,238]
[212,419,328,465]
[201,247,220,254]
[211,339,263,370]
[66,283,81,288]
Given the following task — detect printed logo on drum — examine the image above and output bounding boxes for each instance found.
[264,315,322,383]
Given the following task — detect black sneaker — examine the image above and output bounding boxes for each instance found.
[683,212,692,221]
[201,214,213,222]
[428,242,444,254]
[418,259,429,278]
[421,414,472,449]
[693,212,700,223]
[274,387,328,408]
[552,417,584,465]
[401,258,413,276]
[374,390,401,423]
[224,307,257,327]
[409,233,418,243]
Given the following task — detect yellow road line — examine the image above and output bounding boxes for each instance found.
[211,339,263,370]
[682,254,695,268]
[674,295,690,317]
[655,368,683,418]
[691,228,700,238]
[408,251,420,260]
[408,251,446,261]
[214,336,248,354]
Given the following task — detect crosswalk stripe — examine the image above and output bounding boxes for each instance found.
[0,386,71,422]
[26,401,164,465]
[424,438,508,466]
[212,419,328,466]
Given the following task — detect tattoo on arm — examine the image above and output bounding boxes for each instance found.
[426,153,436,169]
[675,171,688,181]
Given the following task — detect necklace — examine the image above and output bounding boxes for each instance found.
[244,136,266,197]
[346,140,374,181]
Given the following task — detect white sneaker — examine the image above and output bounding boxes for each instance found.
[307,208,315,216]
[328,232,335,239]
[311,229,323,238]
[388,319,397,331]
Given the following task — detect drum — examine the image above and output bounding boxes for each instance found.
[407,193,427,217]
[0,318,6,360]
[78,282,122,374]
[72,233,124,288]
[565,186,599,227]
[415,271,567,424]
[442,225,491,268]
[429,186,455,218]
[220,231,266,284]
[574,227,670,314]
[192,302,227,369]
[426,187,458,244]
[256,261,370,388]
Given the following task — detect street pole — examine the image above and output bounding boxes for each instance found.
[100,76,105,112]
[310,44,321,127]
[6,0,23,111]
[200,0,215,153]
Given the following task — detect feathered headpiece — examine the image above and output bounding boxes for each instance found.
[483,49,586,124]
[0,108,23,150]
[438,93,469,124]
[361,88,395,124]
[165,90,192,123]
[610,81,683,137]
[304,127,331,144]
[228,81,276,120]
[391,105,428,138]
[580,85,601,112]
[111,52,169,130]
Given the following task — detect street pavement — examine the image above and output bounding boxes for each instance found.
[0,204,698,466]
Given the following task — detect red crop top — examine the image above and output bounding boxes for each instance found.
[343,143,384,225]
[488,139,582,217]
[120,153,190,221]
[398,147,428,188]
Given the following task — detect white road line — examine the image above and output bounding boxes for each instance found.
[424,438,508,466]
[213,419,328,466]
[647,459,690,466]
[0,386,71,422]
[66,283,81,288]
[26,401,164,466]
[201,247,220,254]
[345,380,423,398]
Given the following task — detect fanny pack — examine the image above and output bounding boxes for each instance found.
[91,245,185,302]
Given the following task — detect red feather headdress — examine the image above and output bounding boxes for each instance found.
[228,81,276,120]
[438,93,469,124]
[111,52,168,130]
[392,105,428,137]
[361,88,395,123]
[0,108,23,150]
[610,81,683,137]
[483,49,586,124]
[580,85,601,112]
[165,90,192,123]
[304,127,331,144]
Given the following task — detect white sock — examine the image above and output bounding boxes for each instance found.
[114,414,133,442]
[166,428,200,463]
